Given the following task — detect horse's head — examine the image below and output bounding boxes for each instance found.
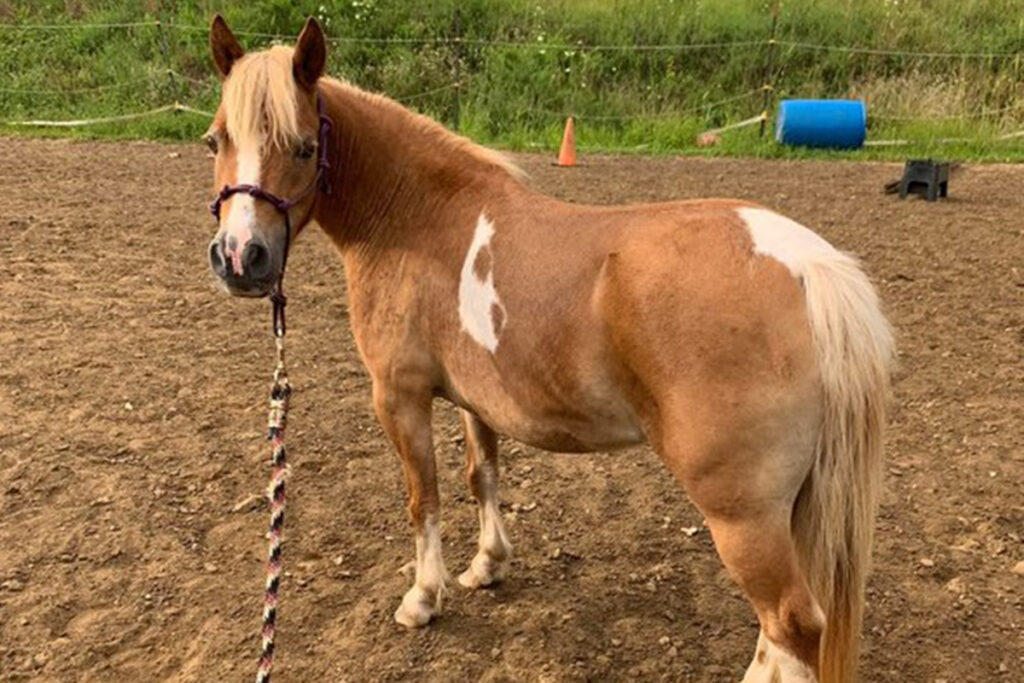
[205,15,328,297]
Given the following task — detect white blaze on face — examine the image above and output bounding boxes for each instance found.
[222,144,262,276]
[737,206,838,277]
[458,213,507,353]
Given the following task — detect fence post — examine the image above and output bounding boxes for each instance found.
[760,0,781,137]
[450,8,462,132]
[155,13,177,109]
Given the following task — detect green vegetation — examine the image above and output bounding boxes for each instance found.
[2,0,1024,161]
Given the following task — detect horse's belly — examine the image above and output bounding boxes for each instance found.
[459,384,646,453]
[513,415,645,453]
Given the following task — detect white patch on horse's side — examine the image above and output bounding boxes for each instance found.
[737,206,837,277]
[223,145,261,275]
[742,630,818,683]
[458,213,507,353]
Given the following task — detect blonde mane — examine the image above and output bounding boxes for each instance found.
[222,46,300,151]
[221,45,523,180]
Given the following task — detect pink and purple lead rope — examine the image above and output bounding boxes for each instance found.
[257,333,290,683]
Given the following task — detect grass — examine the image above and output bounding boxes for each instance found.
[1,0,1024,161]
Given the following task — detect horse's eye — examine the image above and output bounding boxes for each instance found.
[296,140,316,160]
[204,135,219,155]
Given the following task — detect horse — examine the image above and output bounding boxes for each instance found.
[203,16,893,683]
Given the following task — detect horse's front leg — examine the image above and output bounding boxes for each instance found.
[372,381,447,628]
[457,409,512,589]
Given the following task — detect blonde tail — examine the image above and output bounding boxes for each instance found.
[791,253,894,683]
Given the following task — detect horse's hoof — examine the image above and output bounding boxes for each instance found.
[457,553,505,589]
[457,568,490,589]
[394,604,432,628]
[393,587,437,628]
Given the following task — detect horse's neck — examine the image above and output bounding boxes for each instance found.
[314,82,519,260]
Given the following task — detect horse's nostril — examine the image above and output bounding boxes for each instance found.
[209,240,228,278]
[243,242,271,279]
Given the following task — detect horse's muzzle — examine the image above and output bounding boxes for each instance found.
[209,235,276,297]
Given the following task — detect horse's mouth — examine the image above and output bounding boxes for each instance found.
[215,271,277,298]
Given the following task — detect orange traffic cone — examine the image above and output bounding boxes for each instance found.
[556,116,577,167]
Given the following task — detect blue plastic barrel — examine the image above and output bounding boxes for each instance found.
[775,99,867,149]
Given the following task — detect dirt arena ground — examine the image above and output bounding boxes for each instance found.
[0,137,1021,682]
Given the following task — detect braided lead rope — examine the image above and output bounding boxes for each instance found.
[258,314,290,683]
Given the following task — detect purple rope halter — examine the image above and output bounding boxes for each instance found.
[209,90,333,225]
[209,90,334,320]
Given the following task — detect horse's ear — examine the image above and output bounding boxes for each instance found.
[210,14,244,79]
[293,17,327,90]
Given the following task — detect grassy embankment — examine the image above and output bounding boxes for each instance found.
[1,0,1023,161]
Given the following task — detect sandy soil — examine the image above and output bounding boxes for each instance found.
[0,137,1021,682]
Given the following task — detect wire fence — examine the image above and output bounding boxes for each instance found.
[774,39,1022,60]
[1,14,1023,144]
[4,102,212,127]
[0,20,1016,59]
[0,20,162,30]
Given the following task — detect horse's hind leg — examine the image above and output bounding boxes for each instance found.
[457,409,512,589]
[659,406,825,682]
[708,512,824,683]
